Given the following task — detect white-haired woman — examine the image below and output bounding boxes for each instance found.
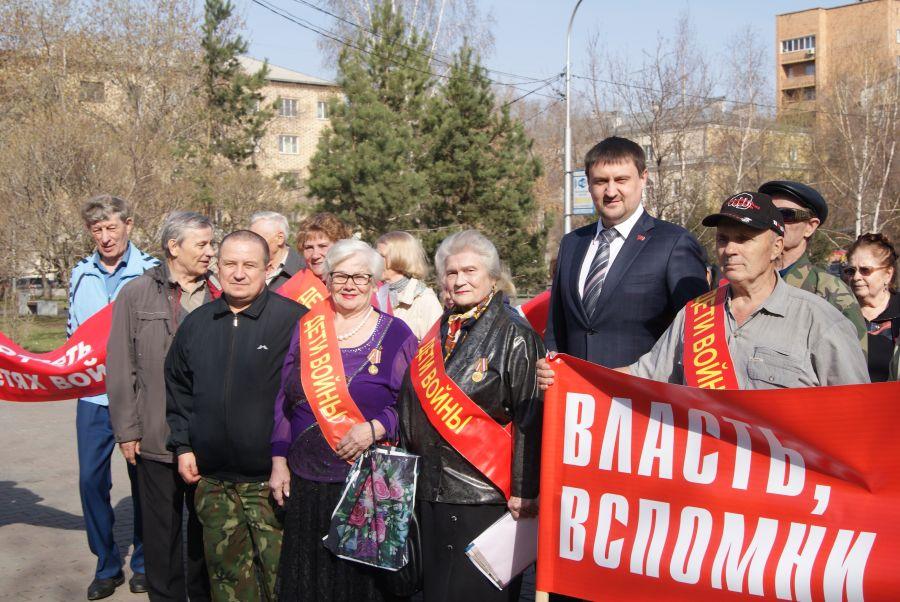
[398,230,544,602]
[270,239,418,601]
[376,231,443,340]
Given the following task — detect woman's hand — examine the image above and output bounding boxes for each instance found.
[508,496,539,520]
[269,457,291,507]
[336,420,386,462]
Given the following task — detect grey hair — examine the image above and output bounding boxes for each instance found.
[249,211,290,239]
[323,239,384,282]
[159,211,213,259]
[81,194,132,226]
[220,230,270,265]
[434,230,501,280]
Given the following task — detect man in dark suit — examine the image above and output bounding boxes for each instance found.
[544,136,708,367]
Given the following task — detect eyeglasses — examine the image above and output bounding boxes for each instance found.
[842,265,889,277]
[777,207,814,224]
[329,272,373,286]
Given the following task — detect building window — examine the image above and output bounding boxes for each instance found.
[276,171,302,189]
[79,81,105,102]
[279,98,298,117]
[781,35,815,54]
[784,61,816,78]
[896,29,900,44]
[317,100,328,119]
[789,147,798,162]
[803,87,816,101]
[642,144,654,162]
[278,135,299,155]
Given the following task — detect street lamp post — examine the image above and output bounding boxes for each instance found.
[563,0,585,235]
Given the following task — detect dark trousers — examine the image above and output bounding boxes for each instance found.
[76,400,144,579]
[420,501,523,602]
[136,458,210,602]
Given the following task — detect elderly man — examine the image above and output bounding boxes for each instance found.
[758,180,867,352]
[248,211,305,290]
[108,211,217,602]
[68,195,157,599]
[165,231,306,602]
[626,191,869,388]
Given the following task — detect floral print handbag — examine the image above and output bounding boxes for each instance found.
[323,445,419,571]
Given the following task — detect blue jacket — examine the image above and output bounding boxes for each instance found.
[67,243,158,406]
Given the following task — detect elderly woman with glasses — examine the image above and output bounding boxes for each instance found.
[844,233,900,382]
[270,239,418,601]
[398,230,544,602]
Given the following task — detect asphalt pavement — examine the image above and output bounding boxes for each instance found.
[0,400,140,601]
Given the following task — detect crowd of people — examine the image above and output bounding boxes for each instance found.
[63,136,898,602]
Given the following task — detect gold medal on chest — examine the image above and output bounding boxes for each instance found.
[367,347,382,376]
[471,357,488,382]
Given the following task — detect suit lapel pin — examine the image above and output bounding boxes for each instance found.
[636,234,646,241]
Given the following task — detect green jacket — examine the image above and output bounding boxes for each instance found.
[781,252,868,356]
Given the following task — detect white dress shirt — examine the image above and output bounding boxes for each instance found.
[577,204,645,297]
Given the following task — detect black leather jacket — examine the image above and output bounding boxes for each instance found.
[399,294,545,504]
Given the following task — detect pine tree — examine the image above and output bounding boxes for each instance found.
[307,1,434,235]
[199,0,271,167]
[423,45,545,291]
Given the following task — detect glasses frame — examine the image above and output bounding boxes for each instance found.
[329,271,374,286]
[842,265,889,278]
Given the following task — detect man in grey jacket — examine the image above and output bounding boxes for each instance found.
[107,211,218,602]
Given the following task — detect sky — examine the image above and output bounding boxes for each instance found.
[242,0,851,87]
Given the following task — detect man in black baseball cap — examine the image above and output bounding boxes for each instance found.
[757,180,867,353]
[618,190,869,389]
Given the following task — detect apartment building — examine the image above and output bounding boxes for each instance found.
[776,0,900,114]
[239,56,341,182]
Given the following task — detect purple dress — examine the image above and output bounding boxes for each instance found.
[272,311,419,482]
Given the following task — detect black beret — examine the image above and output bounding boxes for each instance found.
[758,180,828,224]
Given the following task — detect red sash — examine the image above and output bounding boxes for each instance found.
[682,286,740,390]
[298,301,367,452]
[409,321,513,498]
[276,269,329,309]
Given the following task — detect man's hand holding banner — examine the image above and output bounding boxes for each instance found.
[537,354,900,601]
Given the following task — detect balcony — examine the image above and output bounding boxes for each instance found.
[781,74,816,90]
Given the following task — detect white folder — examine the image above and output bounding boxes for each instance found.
[465,512,538,590]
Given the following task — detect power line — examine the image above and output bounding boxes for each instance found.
[249,0,562,102]
[286,0,552,85]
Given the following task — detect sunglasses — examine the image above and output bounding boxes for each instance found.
[842,265,889,277]
[777,207,814,223]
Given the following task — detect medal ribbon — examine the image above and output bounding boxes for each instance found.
[682,285,741,390]
[298,300,367,454]
[410,321,513,498]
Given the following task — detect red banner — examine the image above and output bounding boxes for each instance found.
[0,269,317,402]
[0,303,113,401]
[520,289,550,337]
[537,354,900,601]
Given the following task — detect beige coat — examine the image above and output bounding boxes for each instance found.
[391,278,443,340]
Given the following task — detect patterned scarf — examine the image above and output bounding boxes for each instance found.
[443,289,495,358]
[387,276,410,308]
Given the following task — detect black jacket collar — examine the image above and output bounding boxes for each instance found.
[212,287,270,319]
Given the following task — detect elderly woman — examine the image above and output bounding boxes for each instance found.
[270,239,418,601]
[845,233,899,382]
[376,231,443,339]
[398,230,544,602]
[297,212,351,280]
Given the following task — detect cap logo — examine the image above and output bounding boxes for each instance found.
[726,193,759,211]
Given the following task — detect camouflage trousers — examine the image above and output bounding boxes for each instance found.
[195,477,283,602]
